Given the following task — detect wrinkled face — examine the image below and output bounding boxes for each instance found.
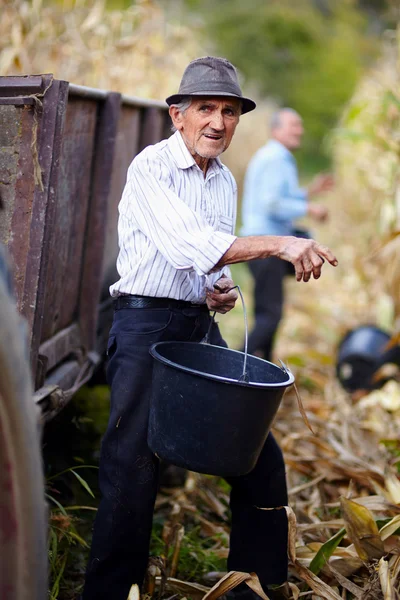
[169,97,241,167]
[273,111,304,150]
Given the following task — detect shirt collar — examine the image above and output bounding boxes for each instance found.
[168,131,225,172]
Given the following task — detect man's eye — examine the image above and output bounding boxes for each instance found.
[200,105,211,112]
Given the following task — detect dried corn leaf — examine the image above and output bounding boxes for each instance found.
[298,519,345,532]
[322,555,364,578]
[202,571,269,600]
[156,577,209,599]
[379,514,400,541]
[288,582,300,600]
[378,558,394,600]
[284,505,298,563]
[198,489,228,519]
[292,560,343,600]
[170,525,185,578]
[127,584,140,600]
[340,496,385,561]
[385,474,400,504]
[326,563,364,598]
[292,380,315,434]
[288,474,326,496]
[327,495,400,514]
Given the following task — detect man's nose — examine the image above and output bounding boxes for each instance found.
[209,112,224,130]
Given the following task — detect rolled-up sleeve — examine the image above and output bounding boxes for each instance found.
[120,155,236,276]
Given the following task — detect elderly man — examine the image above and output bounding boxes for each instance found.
[83,58,337,600]
[241,108,334,362]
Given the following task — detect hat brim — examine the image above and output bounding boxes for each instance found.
[165,91,256,115]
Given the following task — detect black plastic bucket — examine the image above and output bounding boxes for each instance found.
[148,341,294,477]
[336,325,390,392]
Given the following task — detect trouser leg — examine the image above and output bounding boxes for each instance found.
[226,433,289,588]
[83,308,178,600]
[83,306,218,600]
[246,258,285,361]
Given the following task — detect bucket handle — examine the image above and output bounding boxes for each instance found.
[202,284,250,383]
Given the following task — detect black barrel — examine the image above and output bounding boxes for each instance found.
[336,325,391,392]
[148,341,294,477]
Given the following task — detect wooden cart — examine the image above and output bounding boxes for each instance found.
[0,74,170,420]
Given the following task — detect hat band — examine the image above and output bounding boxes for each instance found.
[179,80,242,97]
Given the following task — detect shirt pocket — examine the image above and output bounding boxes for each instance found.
[218,214,234,234]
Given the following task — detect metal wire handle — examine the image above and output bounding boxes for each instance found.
[202,284,249,383]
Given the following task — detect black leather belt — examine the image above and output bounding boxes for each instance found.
[113,294,208,311]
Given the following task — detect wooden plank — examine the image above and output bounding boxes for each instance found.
[39,96,97,342]
[8,105,36,309]
[20,76,70,387]
[0,75,44,95]
[0,98,35,105]
[0,104,33,310]
[0,74,169,397]
[38,322,81,372]
[100,104,141,300]
[139,106,164,151]
[78,93,121,351]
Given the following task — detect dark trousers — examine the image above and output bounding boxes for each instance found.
[246,257,286,362]
[83,305,288,600]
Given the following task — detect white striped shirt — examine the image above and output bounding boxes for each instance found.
[110,131,237,303]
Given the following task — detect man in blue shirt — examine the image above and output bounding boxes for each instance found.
[241,108,333,360]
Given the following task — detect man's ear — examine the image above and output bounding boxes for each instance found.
[169,106,183,130]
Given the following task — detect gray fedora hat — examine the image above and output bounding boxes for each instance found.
[166,56,256,115]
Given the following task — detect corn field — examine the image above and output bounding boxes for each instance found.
[0,0,202,98]
[2,1,400,598]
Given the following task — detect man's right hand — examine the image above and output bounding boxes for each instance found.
[215,235,338,281]
[277,236,338,282]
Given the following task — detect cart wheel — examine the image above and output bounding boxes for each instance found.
[0,254,47,599]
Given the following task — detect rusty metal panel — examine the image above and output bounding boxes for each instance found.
[139,106,165,151]
[78,92,122,351]
[23,78,69,384]
[0,75,43,96]
[0,75,70,386]
[40,96,97,341]
[0,104,35,308]
[0,75,169,408]
[100,103,142,299]
[38,323,81,373]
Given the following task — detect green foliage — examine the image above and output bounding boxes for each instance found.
[178,0,381,160]
[309,527,346,574]
[47,466,98,599]
[151,520,226,581]
[381,439,400,473]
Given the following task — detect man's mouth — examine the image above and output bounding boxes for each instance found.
[203,133,223,141]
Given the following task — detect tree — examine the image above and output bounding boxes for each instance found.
[176,0,384,165]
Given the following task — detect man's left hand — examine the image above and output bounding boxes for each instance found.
[206,275,238,314]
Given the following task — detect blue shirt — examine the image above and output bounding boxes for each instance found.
[240,139,308,236]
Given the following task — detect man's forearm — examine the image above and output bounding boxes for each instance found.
[214,235,338,283]
[215,236,282,268]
